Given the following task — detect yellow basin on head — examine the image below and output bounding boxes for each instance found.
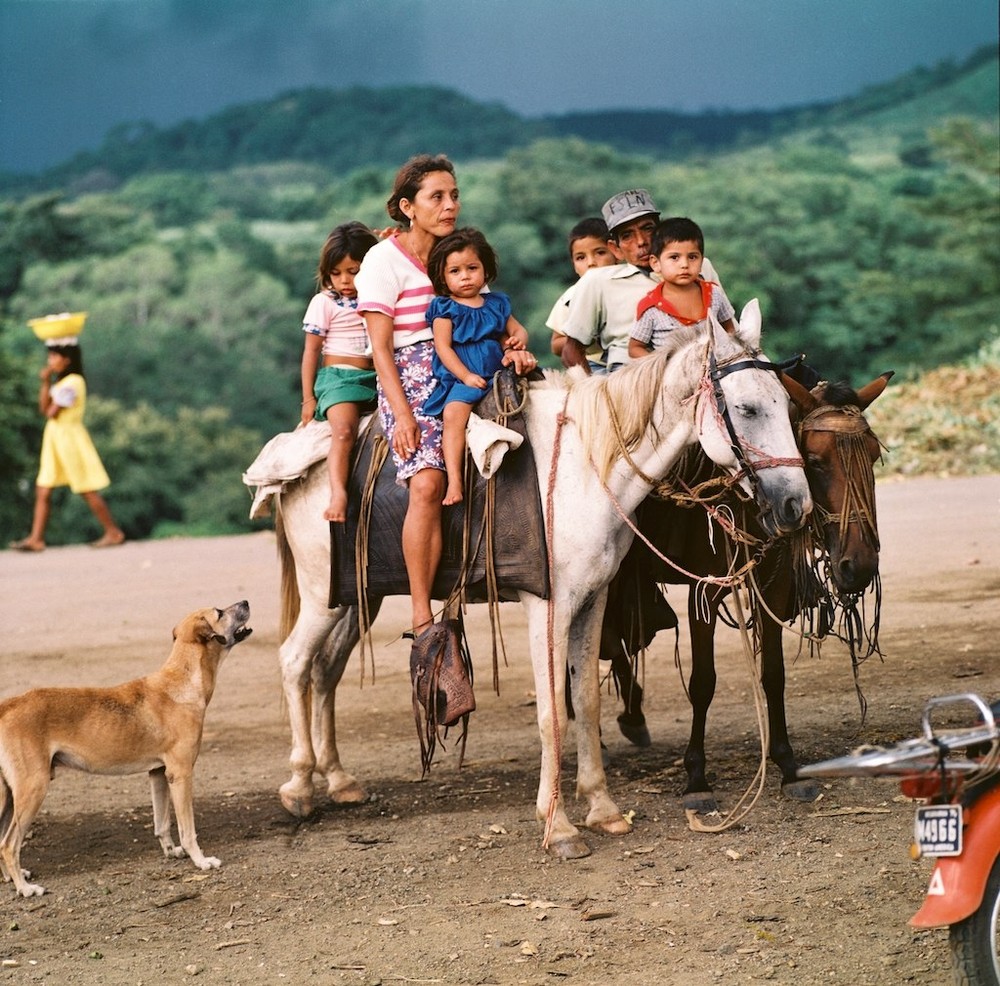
[27,311,88,341]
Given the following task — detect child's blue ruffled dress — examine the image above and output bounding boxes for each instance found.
[423,291,511,416]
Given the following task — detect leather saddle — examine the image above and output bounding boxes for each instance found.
[329,368,549,608]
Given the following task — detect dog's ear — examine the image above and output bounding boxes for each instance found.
[192,616,219,644]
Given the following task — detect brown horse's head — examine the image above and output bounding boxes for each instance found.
[783,372,892,595]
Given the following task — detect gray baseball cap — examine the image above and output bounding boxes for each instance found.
[601,188,660,233]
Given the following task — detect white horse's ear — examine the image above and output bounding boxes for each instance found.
[710,310,729,351]
[735,298,762,349]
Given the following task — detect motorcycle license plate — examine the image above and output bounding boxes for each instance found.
[914,804,963,857]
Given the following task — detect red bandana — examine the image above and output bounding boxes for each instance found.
[636,278,716,324]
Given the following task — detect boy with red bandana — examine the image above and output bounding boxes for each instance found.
[629,217,735,358]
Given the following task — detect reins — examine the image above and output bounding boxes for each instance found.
[596,334,802,589]
[577,338,889,834]
[355,423,390,685]
[591,457,773,834]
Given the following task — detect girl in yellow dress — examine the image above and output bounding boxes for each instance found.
[9,341,125,551]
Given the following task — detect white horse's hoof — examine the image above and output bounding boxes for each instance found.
[587,812,632,837]
[328,780,368,805]
[15,875,45,897]
[546,836,592,860]
[279,782,315,818]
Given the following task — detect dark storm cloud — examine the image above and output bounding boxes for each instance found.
[0,0,996,174]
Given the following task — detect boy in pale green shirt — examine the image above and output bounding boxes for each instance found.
[547,217,618,367]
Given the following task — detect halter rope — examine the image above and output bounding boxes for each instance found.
[542,392,571,848]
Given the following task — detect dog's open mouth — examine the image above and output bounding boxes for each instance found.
[219,601,252,646]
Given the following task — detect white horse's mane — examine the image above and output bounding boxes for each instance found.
[566,326,708,481]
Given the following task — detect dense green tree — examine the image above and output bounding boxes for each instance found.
[118,172,217,227]
[1,396,266,546]
[493,139,649,256]
[0,335,43,541]
[1,58,996,543]
[210,162,334,221]
[0,194,85,300]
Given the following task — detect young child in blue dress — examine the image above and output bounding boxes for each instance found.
[423,227,531,505]
[300,221,379,522]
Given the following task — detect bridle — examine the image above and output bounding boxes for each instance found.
[704,345,805,498]
[797,403,881,547]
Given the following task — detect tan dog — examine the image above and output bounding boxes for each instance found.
[0,600,252,897]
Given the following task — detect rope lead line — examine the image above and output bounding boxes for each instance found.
[685,538,770,833]
[542,394,570,849]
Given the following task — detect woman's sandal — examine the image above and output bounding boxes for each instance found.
[9,538,45,553]
[90,531,126,548]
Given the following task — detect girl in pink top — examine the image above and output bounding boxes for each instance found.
[300,222,379,522]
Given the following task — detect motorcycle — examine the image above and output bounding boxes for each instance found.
[799,693,1000,986]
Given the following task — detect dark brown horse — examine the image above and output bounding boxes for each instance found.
[602,371,892,810]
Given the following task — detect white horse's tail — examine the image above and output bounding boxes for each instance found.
[275,503,300,644]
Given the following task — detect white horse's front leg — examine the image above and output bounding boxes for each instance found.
[522,593,590,859]
[311,600,381,805]
[567,590,631,838]
[278,605,343,818]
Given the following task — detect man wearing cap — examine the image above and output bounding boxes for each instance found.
[560,188,719,373]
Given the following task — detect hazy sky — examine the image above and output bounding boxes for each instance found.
[1,0,997,174]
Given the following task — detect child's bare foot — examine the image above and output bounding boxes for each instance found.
[9,537,45,552]
[324,488,348,523]
[442,481,464,506]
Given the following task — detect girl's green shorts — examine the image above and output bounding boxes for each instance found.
[313,365,378,420]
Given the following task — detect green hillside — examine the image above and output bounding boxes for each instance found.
[0,48,996,546]
[1,46,994,195]
[0,87,543,195]
[804,53,1000,166]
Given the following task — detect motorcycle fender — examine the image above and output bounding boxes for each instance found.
[910,784,1000,929]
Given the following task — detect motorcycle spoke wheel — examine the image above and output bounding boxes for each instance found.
[950,853,1000,986]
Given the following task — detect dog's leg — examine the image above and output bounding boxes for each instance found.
[150,767,184,859]
[164,765,220,871]
[0,776,11,883]
[0,772,49,897]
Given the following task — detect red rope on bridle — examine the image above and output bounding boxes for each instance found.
[692,369,805,477]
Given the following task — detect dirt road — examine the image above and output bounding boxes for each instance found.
[1,474,998,985]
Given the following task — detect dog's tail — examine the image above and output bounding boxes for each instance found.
[275,507,300,643]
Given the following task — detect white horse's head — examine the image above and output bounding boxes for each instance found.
[696,300,812,536]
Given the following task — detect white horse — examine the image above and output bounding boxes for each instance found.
[272,303,812,858]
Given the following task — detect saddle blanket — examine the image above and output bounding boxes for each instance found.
[242,373,549,607]
[242,419,331,520]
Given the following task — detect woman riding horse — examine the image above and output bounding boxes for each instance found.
[354,154,535,638]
